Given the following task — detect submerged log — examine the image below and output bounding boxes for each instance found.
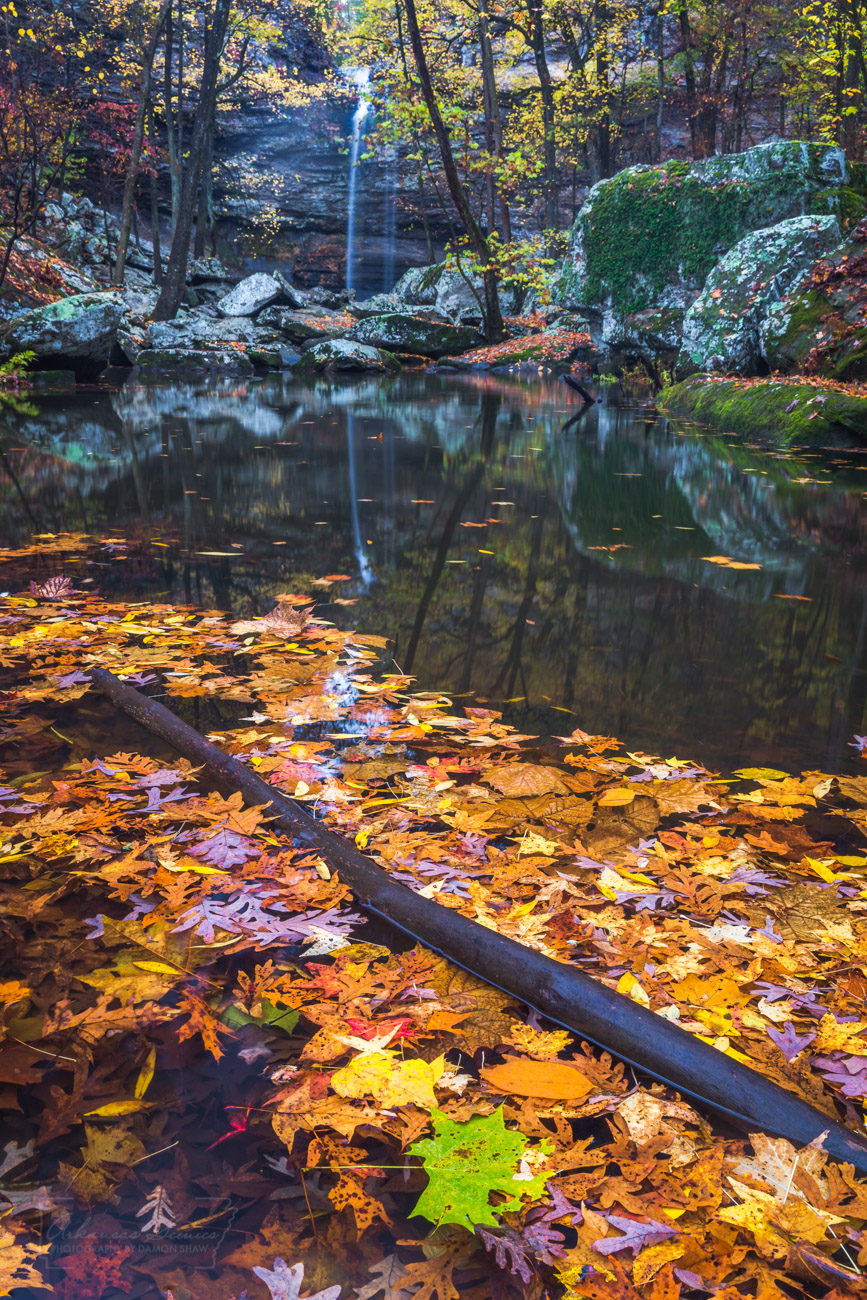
[90,665,867,1174]
[562,374,596,403]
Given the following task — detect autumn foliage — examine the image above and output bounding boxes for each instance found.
[4,537,867,1295]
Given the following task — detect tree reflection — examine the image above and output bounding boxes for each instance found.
[2,370,867,770]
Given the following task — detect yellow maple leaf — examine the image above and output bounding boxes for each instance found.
[814,1013,867,1053]
[632,1238,685,1285]
[332,1051,444,1109]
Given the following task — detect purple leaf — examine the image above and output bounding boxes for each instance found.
[593,1213,678,1256]
[729,866,786,894]
[756,916,783,943]
[814,1054,867,1097]
[133,769,185,788]
[752,981,827,1014]
[53,670,91,688]
[189,828,260,869]
[251,1259,340,1300]
[477,1212,567,1284]
[767,1022,816,1062]
[532,1182,583,1228]
[675,1269,709,1289]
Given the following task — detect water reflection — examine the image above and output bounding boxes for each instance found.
[2,370,867,772]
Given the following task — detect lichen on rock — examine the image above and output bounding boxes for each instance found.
[677,214,841,378]
[553,141,866,371]
[294,338,400,372]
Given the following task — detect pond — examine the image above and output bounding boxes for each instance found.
[3,369,867,775]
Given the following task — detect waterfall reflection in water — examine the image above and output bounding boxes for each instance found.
[4,370,867,773]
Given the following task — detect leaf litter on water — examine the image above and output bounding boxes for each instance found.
[2,539,867,1295]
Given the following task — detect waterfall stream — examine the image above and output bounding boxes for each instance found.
[345,68,371,294]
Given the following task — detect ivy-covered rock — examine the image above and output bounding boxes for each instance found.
[347,312,482,357]
[0,291,122,377]
[659,375,867,441]
[761,217,867,381]
[294,339,400,373]
[677,215,841,377]
[554,141,867,367]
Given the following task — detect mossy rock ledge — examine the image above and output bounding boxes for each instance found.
[659,375,867,441]
[554,141,867,369]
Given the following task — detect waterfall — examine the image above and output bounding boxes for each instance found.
[345,68,371,294]
[383,145,397,292]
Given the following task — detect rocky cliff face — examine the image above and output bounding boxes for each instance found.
[213,97,450,297]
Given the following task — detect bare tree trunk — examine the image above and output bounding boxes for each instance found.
[147,102,162,285]
[529,0,558,227]
[402,0,504,340]
[112,0,172,285]
[153,0,231,320]
[678,1,698,155]
[193,101,215,258]
[163,4,181,232]
[595,0,612,177]
[478,0,510,240]
[656,10,665,160]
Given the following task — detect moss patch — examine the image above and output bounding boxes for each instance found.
[578,144,867,316]
[658,375,867,442]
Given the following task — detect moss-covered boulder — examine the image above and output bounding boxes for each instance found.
[554,141,866,367]
[346,312,482,357]
[136,347,254,375]
[659,374,867,441]
[0,291,122,377]
[761,217,867,381]
[677,214,841,377]
[295,339,400,373]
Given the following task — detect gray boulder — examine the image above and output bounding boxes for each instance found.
[0,291,122,377]
[392,262,520,321]
[295,339,400,373]
[759,218,867,381]
[553,140,866,367]
[216,272,281,317]
[347,312,482,357]
[260,308,349,344]
[187,256,233,284]
[677,214,841,377]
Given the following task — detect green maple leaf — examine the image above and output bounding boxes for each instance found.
[409,1108,550,1229]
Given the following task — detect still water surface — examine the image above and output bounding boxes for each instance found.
[4,370,867,773]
